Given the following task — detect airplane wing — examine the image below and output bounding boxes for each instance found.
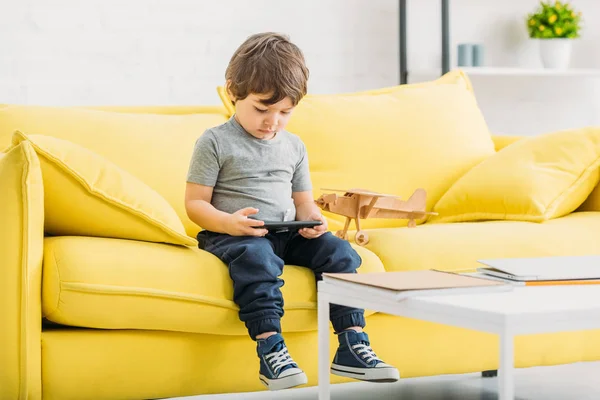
[372,205,437,215]
[320,188,401,198]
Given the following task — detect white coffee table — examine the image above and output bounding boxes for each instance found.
[317,279,600,400]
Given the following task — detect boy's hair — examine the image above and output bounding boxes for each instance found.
[225,32,309,106]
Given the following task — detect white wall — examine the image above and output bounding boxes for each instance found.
[408,0,600,136]
[1,0,599,135]
[0,0,398,106]
[409,0,600,71]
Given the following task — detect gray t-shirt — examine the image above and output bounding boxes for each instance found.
[187,116,312,222]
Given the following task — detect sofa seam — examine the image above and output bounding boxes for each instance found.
[45,247,63,321]
[430,212,546,224]
[57,281,318,311]
[18,144,30,399]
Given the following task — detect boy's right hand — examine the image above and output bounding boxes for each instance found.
[225,207,268,237]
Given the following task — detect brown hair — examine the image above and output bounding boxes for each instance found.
[225,32,309,106]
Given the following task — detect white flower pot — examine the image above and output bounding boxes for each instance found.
[538,38,572,69]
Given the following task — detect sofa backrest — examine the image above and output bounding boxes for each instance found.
[0,70,498,235]
[0,105,228,237]
[219,69,496,229]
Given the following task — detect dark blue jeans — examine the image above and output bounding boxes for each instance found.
[197,230,366,340]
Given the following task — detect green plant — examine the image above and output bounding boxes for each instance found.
[526,1,582,39]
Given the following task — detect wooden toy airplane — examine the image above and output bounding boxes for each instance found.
[315,188,438,246]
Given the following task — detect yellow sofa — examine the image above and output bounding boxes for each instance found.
[2,70,600,400]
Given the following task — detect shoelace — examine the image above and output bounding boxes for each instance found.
[265,347,296,374]
[352,343,382,364]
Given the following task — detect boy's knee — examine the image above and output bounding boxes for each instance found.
[346,247,362,271]
[331,240,362,272]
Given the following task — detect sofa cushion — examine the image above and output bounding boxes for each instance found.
[0,141,44,398]
[355,211,600,273]
[41,236,384,335]
[11,132,195,246]
[431,127,600,223]
[0,105,228,237]
[579,181,600,212]
[492,135,522,151]
[218,70,496,229]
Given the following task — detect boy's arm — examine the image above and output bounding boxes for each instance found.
[185,183,229,233]
[293,191,328,238]
[185,183,267,236]
[293,190,322,221]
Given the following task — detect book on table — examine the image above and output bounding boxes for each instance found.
[476,255,600,283]
[322,270,513,301]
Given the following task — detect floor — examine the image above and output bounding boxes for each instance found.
[173,361,600,400]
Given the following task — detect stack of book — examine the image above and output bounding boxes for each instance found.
[472,255,600,286]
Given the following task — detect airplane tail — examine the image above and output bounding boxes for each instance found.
[405,188,427,211]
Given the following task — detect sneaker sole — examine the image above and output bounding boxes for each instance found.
[259,371,308,391]
[331,363,400,383]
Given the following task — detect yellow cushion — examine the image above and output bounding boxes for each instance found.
[357,211,600,273]
[83,105,229,116]
[492,135,522,151]
[11,131,196,246]
[0,141,43,398]
[0,105,228,237]
[219,70,495,229]
[431,127,600,223]
[41,236,384,335]
[579,181,600,212]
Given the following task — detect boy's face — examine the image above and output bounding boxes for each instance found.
[232,93,295,140]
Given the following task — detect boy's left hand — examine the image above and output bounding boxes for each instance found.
[299,213,328,239]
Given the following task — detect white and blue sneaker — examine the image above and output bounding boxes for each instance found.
[257,334,307,391]
[331,329,400,383]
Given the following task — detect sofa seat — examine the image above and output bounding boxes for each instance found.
[42,236,385,335]
[353,211,600,272]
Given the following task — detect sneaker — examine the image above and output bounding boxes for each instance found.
[331,329,400,383]
[257,333,308,391]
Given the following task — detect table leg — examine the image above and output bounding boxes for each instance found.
[318,290,331,400]
[498,331,514,400]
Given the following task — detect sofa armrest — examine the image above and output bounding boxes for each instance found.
[0,142,44,399]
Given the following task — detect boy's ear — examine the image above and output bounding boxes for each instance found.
[225,80,236,105]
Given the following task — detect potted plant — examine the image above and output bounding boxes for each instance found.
[526,1,583,69]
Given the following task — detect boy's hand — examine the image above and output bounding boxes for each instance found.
[225,207,268,237]
[299,213,328,240]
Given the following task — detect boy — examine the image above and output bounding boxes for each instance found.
[185,32,399,391]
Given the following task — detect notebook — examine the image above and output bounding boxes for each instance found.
[322,270,512,301]
[477,255,600,282]
[465,272,600,287]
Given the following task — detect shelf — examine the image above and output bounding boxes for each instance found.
[459,67,600,77]
[408,68,600,83]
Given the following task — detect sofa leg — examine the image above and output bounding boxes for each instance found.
[482,369,498,377]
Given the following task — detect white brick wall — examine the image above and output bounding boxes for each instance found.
[0,0,399,106]
[1,0,599,135]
